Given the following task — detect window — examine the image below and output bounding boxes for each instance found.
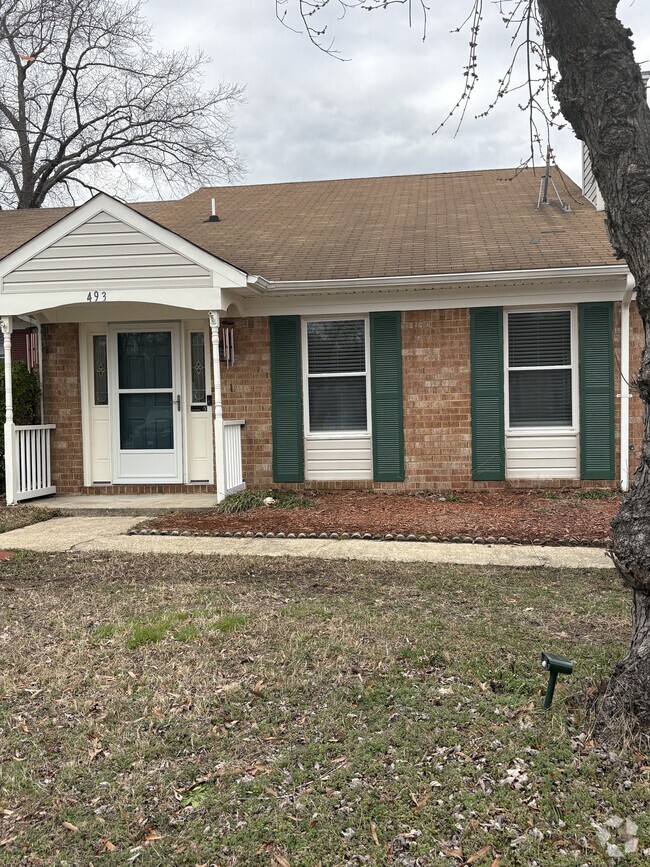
[506,310,575,429]
[190,331,207,404]
[305,318,368,433]
[93,335,108,406]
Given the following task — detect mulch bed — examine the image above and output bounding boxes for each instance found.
[135,490,621,546]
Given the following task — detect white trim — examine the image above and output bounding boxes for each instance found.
[79,324,93,487]
[108,322,184,483]
[0,194,247,287]
[248,265,629,294]
[620,282,634,491]
[240,275,629,319]
[301,314,371,438]
[504,306,579,435]
[209,311,227,502]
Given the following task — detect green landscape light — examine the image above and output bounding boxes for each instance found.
[541,651,574,709]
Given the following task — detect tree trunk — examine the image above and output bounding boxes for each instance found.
[538,0,650,731]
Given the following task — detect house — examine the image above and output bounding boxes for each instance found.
[0,166,642,504]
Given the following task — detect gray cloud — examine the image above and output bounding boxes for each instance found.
[146,0,649,191]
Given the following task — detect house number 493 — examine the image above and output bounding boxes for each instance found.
[86,291,107,302]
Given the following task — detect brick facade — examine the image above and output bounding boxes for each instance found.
[40,305,642,496]
[221,316,274,488]
[42,323,85,494]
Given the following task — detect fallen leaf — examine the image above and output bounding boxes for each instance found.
[62,821,79,832]
[271,855,291,867]
[465,845,490,864]
[490,858,503,867]
[443,847,463,861]
[370,822,379,846]
[250,680,265,697]
[103,839,117,852]
[143,831,165,845]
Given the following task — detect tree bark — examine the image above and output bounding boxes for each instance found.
[538,0,650,729]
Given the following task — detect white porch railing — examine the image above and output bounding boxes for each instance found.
[224,420,245,495]
[14,424,56,502]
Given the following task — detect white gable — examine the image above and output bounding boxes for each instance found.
[3,210,212,294]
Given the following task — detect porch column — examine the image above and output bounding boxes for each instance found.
[1,316,16,505]
[209,311,227,502]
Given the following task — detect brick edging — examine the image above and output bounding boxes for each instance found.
[127,528,610,548]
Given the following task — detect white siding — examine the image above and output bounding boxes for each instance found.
[506,432,579,480]
[305,436,373,481]
[582,144,603,210]
[4,211,211,293]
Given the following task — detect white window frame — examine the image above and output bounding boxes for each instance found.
[301,314,372,439]
[504,306,579,435]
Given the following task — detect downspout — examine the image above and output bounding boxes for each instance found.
[620,275,635,492]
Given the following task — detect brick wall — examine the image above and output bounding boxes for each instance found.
[42,323,84,494]
[221,317,274,488]
[233,307,631,493]
[41,305,640,496]
[378,308,472,491]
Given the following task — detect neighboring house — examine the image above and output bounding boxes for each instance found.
[0,166,642,504]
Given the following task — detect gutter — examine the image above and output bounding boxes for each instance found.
[620,274,635,492]
[247,264,629,294]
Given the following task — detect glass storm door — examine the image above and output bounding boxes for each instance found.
[109,325,183,483]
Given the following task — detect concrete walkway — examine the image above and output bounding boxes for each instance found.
[35,493,216,514]
[0,515,614,568]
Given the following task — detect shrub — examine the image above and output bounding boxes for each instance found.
[215,489,315,514]
[0,361,42,488]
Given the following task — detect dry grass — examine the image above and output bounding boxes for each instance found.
[0,505,55,535]
[0,552,648,865]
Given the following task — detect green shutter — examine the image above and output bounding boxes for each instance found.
[370,311,404,481]
[270,316,304,483]
[470,307,505,481]
[579,302,615,480]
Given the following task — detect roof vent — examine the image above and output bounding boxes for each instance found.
[207,197,220,223]
[537,145,571,212]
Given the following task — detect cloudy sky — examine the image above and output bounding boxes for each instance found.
[147,0,650,190]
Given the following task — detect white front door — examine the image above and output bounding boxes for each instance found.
[109,324,183,483]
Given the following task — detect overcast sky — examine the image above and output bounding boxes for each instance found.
[146,0,650,190]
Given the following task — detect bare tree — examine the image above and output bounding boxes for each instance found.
[278,0,650,737]
[0,0,244,208]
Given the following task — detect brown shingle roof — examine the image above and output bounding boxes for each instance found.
[0,168,616,281]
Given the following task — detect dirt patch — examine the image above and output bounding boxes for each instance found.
[138,489,620,544]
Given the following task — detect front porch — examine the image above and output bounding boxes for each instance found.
[2,309,248,505]
[0,194,260,505]
[31,492,219,514]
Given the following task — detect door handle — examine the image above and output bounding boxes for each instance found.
[176,394,181,412]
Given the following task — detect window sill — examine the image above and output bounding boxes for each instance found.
[505,427,578,436]
[305,431,371,440]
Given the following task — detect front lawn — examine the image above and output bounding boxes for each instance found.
[0,553,648,865]
[0,504,56,535]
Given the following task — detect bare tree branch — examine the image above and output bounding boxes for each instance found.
[0,0,245,208]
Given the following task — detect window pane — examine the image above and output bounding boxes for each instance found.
[93,335,108,405]
[118,332,172,389]
[508,311,571,367]
[119,393,173,449]
[308,320,365,374]
[509,369,572,427]
[190,332,206,403]
[309,376,367,432]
